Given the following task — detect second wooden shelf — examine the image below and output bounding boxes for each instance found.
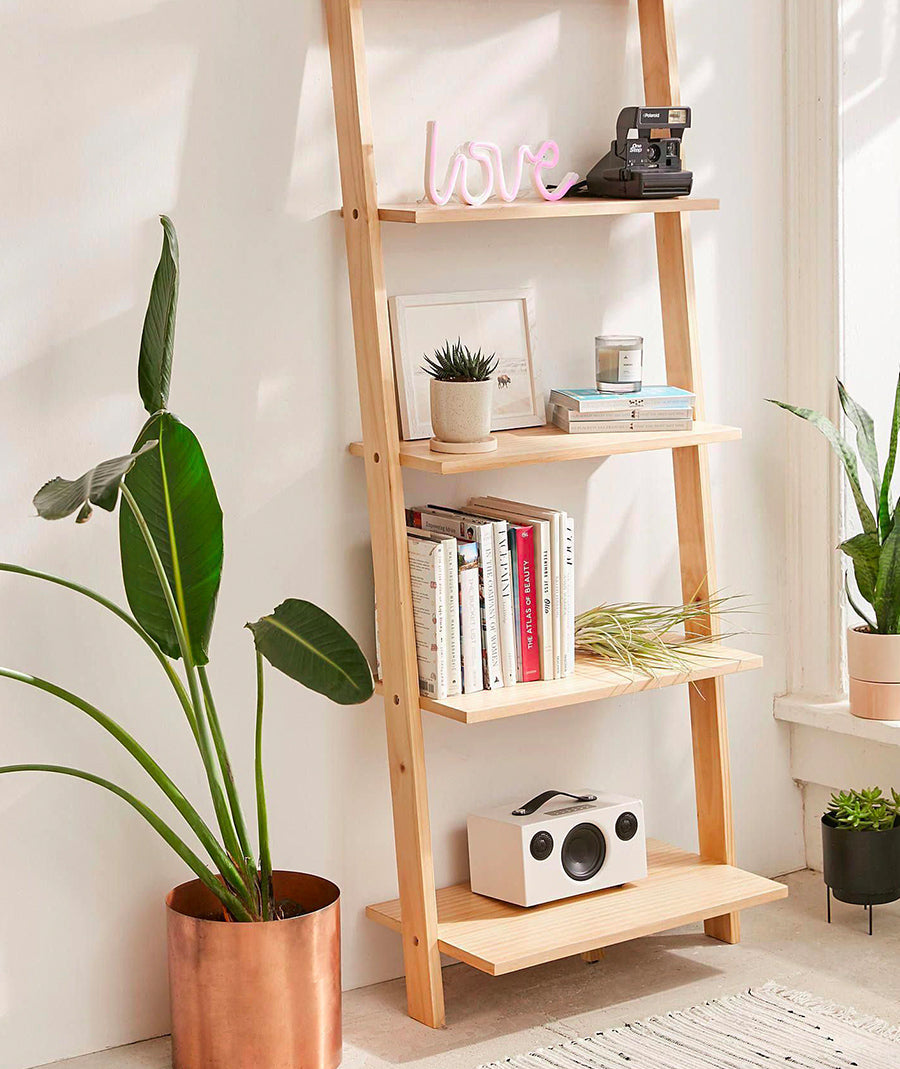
[376,644,763,724]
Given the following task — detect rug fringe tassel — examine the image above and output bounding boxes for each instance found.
[759,980,900,1041]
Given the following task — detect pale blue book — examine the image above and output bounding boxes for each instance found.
[549,385,695,413]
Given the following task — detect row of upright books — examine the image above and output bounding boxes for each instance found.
[376,498,575,700]
[548,386,696,433]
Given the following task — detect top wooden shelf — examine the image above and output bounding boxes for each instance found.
[350,421,741,474]
[375,197,719,224]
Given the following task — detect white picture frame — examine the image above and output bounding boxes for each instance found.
[388,289,543,441]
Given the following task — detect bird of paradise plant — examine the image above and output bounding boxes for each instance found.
[0,217,374,922]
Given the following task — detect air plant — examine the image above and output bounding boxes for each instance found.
[574,594,748,677]
[0,217,374,922]
[827,787,900,832]
[768,372,900,634]
[422,338,499,382]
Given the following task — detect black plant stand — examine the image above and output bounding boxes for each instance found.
[826,887,875,934]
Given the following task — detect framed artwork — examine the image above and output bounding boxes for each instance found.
[388,289,543,441]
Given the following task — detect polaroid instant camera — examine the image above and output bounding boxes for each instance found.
[567,106,693,200]
[467,789,647,907]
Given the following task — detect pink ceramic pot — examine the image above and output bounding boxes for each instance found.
[847,627,900,720]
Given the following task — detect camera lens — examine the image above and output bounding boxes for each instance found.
[530,831,553,861]
[615,811,639,841]
[561,823,606,881]
[647,142,662,162]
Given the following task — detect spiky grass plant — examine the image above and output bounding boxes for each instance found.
[422,338,499,382]
[574,594,748,677]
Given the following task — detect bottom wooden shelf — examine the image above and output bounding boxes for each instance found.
[366,839,787,976]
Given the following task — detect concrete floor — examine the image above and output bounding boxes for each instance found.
[35,869,900,1069]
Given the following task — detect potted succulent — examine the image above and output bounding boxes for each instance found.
[822,788,900,928]
[770,374,900,719]
[424,338,499,454]
[0,217,373,1069]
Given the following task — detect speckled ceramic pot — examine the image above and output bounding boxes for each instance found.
[847,627,900,721]
[430,378,493,444]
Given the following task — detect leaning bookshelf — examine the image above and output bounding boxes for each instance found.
[325,0,787,1028]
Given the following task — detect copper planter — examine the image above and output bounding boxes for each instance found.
[166,872,341,1069]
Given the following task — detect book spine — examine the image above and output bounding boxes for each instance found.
[564,517,575,676]
[530,522,552,680]
[549,515,562,679]
[458,542,484,694]
[443,537,461,696]
[407,538,446,699]
[553,415,693,434]
[433,541,448,699]
[492,521,516,686]
[508,527,522,681]
[562,407,694,422]
[550,390,695,413]
[474,526,504,689]
[515,527,540,683]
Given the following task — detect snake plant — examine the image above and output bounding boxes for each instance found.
[1,217,374,921]
[769,372,900,634]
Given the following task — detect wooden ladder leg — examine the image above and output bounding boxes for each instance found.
[638,0,739,945]
[325,0,447,1025]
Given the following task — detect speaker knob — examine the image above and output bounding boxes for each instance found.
[615,811,639,841]
[529,830,554,861]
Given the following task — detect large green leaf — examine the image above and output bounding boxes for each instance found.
[840,532,879,607]
[875,518,900,634]
[119,413,222,665]
[246,598,374,705]
[33,442,158,524]
[837,380,880,504]
[767,398,877,535]
[138,216,179,415]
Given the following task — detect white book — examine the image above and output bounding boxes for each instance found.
[408,529,461,697]
[468,500,553,681]
[471,497,565,680]
[457,541,484,694]
[405,534,447,699]
[551,408,692,434]
[420,507,505,690]
[564,517,575,676]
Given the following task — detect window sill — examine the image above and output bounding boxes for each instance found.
[774,694,900,748]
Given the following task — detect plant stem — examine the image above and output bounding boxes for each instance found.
[0,666,252,906]
[198,666,255,869]
[0,764,253,921]
[0,562,199,743]
[120,485,253,907]
[255,650,273,921]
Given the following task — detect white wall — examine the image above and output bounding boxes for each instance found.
[0,1,800,1066]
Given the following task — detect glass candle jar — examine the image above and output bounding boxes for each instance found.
[595,334,643,393]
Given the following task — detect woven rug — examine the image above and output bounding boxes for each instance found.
[478,982,900,1068]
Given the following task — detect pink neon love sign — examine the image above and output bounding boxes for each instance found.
[424,120,580,206]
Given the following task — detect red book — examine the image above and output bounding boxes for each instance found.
[515,526,540,683]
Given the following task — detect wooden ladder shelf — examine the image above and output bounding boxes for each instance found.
[325,0,786,1028]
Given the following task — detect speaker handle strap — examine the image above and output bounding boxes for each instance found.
[512,790,597,816]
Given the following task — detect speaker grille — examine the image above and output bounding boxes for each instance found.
[561,823,606,881]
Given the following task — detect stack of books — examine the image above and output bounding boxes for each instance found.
[376,499,575,701]
[548,386,695,433]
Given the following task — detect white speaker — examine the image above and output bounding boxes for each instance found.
[467,789,647,907]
